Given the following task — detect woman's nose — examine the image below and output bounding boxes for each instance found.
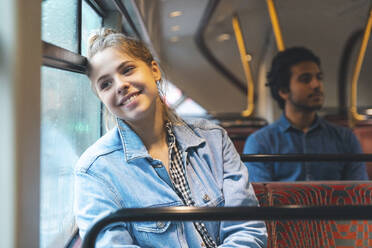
[116,79,130,95]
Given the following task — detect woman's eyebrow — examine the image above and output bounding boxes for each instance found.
[96,74,110,84]
[96,61,133,83]
[117,61,133,71]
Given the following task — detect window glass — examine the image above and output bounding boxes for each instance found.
[121,1,142,37]
[164,81,183,106]
[81,0,102,56]
[175,98,208,116]
[164,81,208,117]
[40,67,100,248]
[42,0,78,52]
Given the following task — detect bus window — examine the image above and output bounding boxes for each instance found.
[81,0,103,56]
[164,81,209,118]
[41,0,102,247]
[42,0,79,52]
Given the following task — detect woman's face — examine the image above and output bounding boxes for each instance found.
[89,47,161,123]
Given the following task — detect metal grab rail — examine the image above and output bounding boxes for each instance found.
[266,0,285,51]
[82,205,372,248]
[350,8,372,124]
[232,14,255,118]
[194,0,247,93]
[338,30,364,116]
[240,153,372,162]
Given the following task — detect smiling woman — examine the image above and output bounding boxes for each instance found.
[4,0,372,247]
[73,28,268,247]
[87,29,180,126]
[89,47,162,123]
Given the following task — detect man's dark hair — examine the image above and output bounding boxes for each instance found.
[266,47,321,109]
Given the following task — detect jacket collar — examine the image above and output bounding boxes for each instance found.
[116,119,205,162]
[278,113,324,133]
[172,121,205,151]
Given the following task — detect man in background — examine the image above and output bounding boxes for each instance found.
[243,47,368,181]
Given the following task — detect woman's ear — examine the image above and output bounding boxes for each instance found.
[151,61,162,81]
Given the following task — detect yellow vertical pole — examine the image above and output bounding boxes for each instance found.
[350,9,372,123]
[232,15,254,117]
[266,0,285,51]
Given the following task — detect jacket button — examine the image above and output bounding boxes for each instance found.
[156,222,165,228]
[203,194,210,203]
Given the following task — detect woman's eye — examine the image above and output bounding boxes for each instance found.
[99,81,111,90]
[122,66,135,75]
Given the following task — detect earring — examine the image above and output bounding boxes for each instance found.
[156,80,164,97]
[156,80,162,92]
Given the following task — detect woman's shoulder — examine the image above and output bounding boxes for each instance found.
[76,127,122,172]
[176,118,227,147]
[183,118,224,132]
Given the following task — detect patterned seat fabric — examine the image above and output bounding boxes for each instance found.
[252,182,372,248]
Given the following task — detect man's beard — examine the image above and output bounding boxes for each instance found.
[288,93,323,112]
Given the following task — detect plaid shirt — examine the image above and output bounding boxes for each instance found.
[166,122,217,248]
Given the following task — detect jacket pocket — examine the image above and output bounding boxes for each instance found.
[132,221,182,247]
[133,220,171,233]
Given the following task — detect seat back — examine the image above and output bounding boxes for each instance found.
[253,181,372,248]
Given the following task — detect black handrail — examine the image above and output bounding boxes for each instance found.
[81,153,372,247]
[82,205,372,248]
[241,153,372,162]
[195,0,247,93]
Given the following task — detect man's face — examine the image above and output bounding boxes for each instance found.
[280,61,324,112]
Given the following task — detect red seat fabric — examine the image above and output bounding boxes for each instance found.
[252,181,372,248]
[224,126,262,153]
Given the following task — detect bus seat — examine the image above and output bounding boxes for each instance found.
[220,118,267,154]
[252,181,372,248]
[225,126,262,153]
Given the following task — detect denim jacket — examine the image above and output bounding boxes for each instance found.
[74,118,267,247]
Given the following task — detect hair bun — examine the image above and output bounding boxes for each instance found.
[87,28,119,48]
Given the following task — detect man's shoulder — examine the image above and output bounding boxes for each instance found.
[319,118,354,136]
[248,120,281,139]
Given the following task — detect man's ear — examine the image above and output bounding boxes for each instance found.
[278,88,289,101]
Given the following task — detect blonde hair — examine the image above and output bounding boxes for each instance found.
[87,28,181,127]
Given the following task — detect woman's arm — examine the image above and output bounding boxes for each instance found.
[74,170,141,247]
[219,130,268,247]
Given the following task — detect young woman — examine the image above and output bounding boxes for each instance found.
[73,28,267,247]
